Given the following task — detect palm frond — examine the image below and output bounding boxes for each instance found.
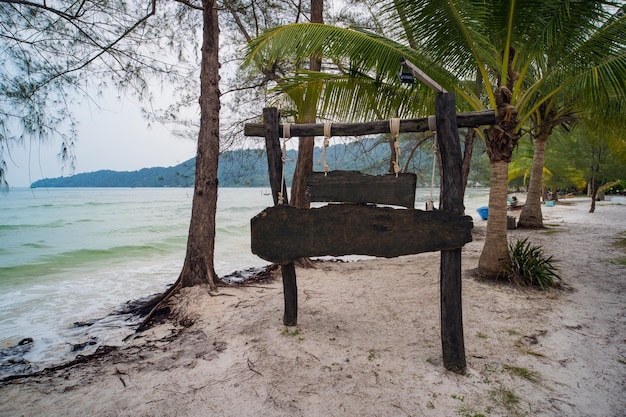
[388,0,497,106]
[246,23,437,87]
[269,71,435,122]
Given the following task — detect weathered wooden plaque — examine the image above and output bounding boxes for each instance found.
[306,171,417,208]
[251,204,473,264]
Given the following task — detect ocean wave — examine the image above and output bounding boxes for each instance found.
[0,220,67,231]
[0,244,180,286]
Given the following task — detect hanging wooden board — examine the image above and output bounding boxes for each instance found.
[251,204,473,264]
[306,171,417,208]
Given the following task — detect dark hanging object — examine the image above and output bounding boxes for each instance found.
[398,67,415,84]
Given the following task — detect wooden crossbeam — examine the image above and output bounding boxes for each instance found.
[306,171,417,208]
[251,204,473,264]
[244,109,494,137]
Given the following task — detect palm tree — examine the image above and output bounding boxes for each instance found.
[517,3,626,227]
[244,0,626,278]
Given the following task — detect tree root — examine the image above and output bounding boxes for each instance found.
[135,277,184,333]
[133,263,280,333]
[1,345,118,384]
[294,257,317,269]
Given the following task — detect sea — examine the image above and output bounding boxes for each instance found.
[0,186,489,378]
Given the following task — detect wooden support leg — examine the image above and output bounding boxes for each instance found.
[281,262,298,326]
[436,93,467,373]
[262,107,297,326]
[440,249,466,372]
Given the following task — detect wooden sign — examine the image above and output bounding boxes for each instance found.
[251,204,473,264]
[306,170,417,208]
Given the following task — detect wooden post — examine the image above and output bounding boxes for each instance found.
[280,262,297,326]
[264,107,288,207]
[435,93,467,373]
[263,107,298,326]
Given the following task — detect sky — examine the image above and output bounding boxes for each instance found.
[6,93,198,188]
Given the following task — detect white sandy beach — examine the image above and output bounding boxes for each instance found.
[1,196,625,416]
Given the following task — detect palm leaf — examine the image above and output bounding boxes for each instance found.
[268,71,435,122]
[246,23,455,91]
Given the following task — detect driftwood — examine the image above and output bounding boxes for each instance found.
[251,204,473,264]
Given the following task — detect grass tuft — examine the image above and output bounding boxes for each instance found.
[489,386,523,415]
[280,327,301,337]
[503,365,541,383]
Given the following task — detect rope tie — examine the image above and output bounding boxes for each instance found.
[278,138,294,205]
[283,123,292,139]
[389,118,401,176]
[428,115,437,132]
[318,122,332,176]
[427,134,438,211]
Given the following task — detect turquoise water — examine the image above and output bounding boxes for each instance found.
[0,186,489,376]
[0,187,272,375]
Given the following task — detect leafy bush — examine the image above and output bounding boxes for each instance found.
[505,238,561,290]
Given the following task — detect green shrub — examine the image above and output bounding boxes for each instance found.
[505,238,561,290]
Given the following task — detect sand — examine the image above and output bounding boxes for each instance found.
[1,197,625,416]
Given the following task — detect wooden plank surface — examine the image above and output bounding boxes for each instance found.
[306,171,417,208]
[436,93,467,373]
[244,109,495,137]
[251,204,473,264]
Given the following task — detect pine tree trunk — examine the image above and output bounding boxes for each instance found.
[478,159,510,277]
[288,0,323,269]
[290,138,314,208]
[518,133,547,228]
[136,0,220,330]
[178,0,220,289]
[290,0,323,210]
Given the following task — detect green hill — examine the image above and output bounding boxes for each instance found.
[31,137,489,188]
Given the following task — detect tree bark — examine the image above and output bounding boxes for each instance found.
[178,0,221,289]
[478,159,510,277]
[137,0,220,331]
[288,0,323,269]
[518,133,548,228]
[290,0,323,210]
[290,138,315,208]
[477,66,520,278]
[589,177,597,213]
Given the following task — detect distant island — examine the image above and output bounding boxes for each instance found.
[31,138,490,188]
[30,148,288,188]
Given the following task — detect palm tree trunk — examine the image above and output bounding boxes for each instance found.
[589,177,597,213]
[518,133,547,228]
[478,160,510,278]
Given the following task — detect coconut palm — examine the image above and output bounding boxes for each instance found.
[517,4,626,227]
[244,0,626,278]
